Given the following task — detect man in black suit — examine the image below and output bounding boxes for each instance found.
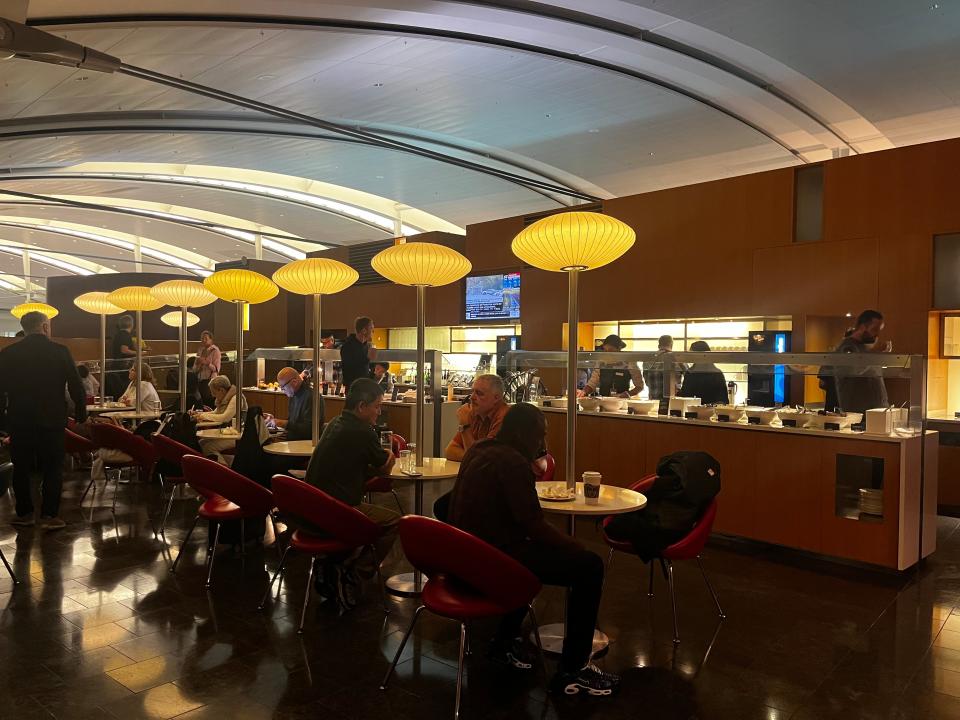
[0,311,86,529]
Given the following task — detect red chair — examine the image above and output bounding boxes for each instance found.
[381,515,543,720]
[152,434,206,540]
[601,475,724,644]
[364,433,407,513]
[65,428,96,471]
[173,455,275,588]
[533,453,556,483]
[85,423,156,512]
[260,475,386,631]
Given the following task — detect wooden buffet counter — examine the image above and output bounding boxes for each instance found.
[542,407,937,571]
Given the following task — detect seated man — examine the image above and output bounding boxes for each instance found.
[444,373,510,461]
[304,378,398,606]
[447,403,620,697]
[273,366,321,441]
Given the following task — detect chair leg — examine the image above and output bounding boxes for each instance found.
[80,475,96,504]
[259,545,291,611]
[648,560,655,597]
[0,548,18,584]
[455,621,467,720]
[298,555,316,634]
[391,489,405,515]
[381,605,425,690]
[601,547,614,593]
[697,555,725,619]
[527,604,547,671]
[372,545,390,614]
[110,468,121,513]
[204,522,221,588]
[665,559,680,644]
[171,514,201,573]
[159,488,177,540]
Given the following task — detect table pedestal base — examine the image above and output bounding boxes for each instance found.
[385,572,424,597]
[533,623,610,656]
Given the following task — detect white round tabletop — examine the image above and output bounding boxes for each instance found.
[263,440,315,457]
[103,411,162,421]
[537,482,646,516]
[389,458,460,481]
[197,428,241,441]
[86,404,127,414]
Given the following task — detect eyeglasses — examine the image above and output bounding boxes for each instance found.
[278,377,296,391]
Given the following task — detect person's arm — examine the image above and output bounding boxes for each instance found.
[210,346,221,373]
[64,348,88,422]
[445,403,474,460]
[198,396,234,424]
[366,432,394,475]
[579,368,601,396]
[444,434,465,461]
[629,366,645,396]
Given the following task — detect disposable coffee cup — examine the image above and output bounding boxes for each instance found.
[582,471,602,505]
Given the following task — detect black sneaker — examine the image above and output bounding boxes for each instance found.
[488,637,535,671]
[334,565,360,613]
[549,664,621,696]
[313,562,336,602]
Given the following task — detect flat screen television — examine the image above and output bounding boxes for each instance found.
[464,272,520,321]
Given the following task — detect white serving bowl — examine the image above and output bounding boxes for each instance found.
[687,405,717,421]
[668,396,701,415]
[713,405,745,422]
[627,399,659,415]
[805,411,863,430]
[549,397,568,409]
[578,397,601,412]
[598,397,625,412]
[745,407,780,425]
[775,408,811,427]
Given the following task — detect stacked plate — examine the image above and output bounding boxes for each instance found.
[859,488,883,516]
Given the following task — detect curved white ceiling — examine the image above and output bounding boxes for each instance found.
[1,0,959,308]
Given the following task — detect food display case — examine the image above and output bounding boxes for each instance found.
[506,349,935,571]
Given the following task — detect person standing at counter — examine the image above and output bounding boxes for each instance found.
[273,366,321,441]
[194,330,221,407]
[578,334,644,398]
[676,341,728,404]
[340,316,377,390]
[643,334,686,402]
[445,374,510,461]
[835,310,889,415]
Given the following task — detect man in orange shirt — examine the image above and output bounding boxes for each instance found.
[445,374,509,461]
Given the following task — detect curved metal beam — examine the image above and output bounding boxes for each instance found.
[26,14,804,163]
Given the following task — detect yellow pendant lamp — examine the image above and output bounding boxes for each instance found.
[161,311,200,327]
[10,301,59,320]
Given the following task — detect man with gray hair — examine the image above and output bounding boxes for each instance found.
[445,373,509,461]
[0,311,86,529]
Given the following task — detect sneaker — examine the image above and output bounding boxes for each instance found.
[39,516,66,530]
[488,637,534,671]
[334,565,360,612]
[549,664,621,696]
[313,562,336,602]
[11,514,34,527]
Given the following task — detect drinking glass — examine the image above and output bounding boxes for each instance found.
[399,449,411,473]
[405,443,417,472]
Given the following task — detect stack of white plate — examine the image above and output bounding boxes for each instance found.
[859,488,883,516]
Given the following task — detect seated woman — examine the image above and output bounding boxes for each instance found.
[118,363,161,413]
[194,375,248,462]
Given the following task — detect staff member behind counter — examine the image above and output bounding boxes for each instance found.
[578,334,644,398]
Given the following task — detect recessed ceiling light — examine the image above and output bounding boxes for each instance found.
[588,129,599,133]
[256,74,275,80]
[376,175,385,180]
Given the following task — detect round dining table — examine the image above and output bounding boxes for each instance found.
[86,404,127,415]
[385,458,460,597]
[534,481,646,656]
[263,440,315,457]
[103,410,162,422]
[197,428,241,442]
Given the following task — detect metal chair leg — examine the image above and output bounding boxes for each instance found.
[110,468,122,513]
[381,605,425,690]
[666,560,680,644]
[391,489,405,515]
[259,545,291,610]
[298,555,316,634]
[159,488,177,540]
[697,555,725,619]
[527,604,547,671]
[372,545,390,613]
[171,514,201,573]
[80,476,96,504]
[455,621,467,720]
[602,547,614,593]
[0,548,18,584]
[648,560,655,597]
[204,522,221,588]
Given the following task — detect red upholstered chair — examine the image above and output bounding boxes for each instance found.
[601,474,724,644]
[64,428,96,471]
[152,434,205,540]
[85,423,156,512]
[381,515,543,720]
[533,453,556,483]
[259,474,386,631]
[364,433,407,513]
[172,455,275,588]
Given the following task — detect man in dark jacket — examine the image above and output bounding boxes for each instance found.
[0,311,86,529]
[339,316,376,390]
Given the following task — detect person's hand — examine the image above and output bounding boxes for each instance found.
[367,345,377,361]
[122,398,132,406]
[576,389,587,398]
[456,403,473,426]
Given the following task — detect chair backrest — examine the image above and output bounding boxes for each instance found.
[271,474,380,546]
[630,474,657,494]
[90,422,155,467]
[538,453,556,483]
[152,433,195,469]
[400,515,541,611]
[182,455,274,515]
[391,434,407,452]
[663,498,719,561]
[64,428,95,454]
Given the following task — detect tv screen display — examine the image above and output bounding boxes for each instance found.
[465,272,520,321]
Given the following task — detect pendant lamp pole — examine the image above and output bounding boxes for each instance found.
[235,302,244,431]
[415,285,426,466]
[134,309,143,414]
[179,307,189,413]
[566,270,579,490]
[312,294,322,444]
[100,314,107,404]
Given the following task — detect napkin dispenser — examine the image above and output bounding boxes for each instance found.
[865,408,893,434]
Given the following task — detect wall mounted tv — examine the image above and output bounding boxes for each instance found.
[464,272,520,321]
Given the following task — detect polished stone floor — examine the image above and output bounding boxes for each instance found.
[1,469,959,720]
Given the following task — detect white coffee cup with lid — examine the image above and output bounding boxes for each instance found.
[582,471,602,505]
